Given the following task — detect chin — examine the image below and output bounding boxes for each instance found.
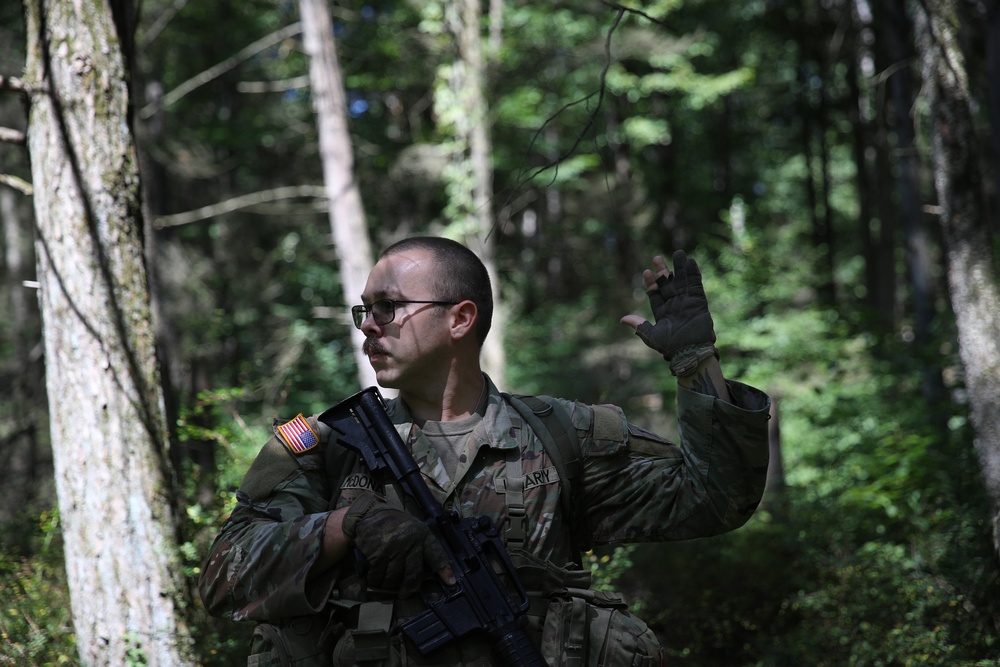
[374,370,401,389]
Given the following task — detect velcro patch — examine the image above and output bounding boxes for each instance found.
[341,473,383,494]
[495,466,560,493]
[276,414,319,454]
[592,404,627,442]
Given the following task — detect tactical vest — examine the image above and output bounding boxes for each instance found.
[246,394,664,667]
[326,393,587,562]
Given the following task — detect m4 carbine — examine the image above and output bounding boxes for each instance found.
[319,387,545,667]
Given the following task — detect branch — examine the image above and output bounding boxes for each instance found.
[0,127,26,144]
[0,174,33,195]
[597,0,672,30]
[138,22,303,119]
[153,185,327,228]
[237,75,311,93]
[490,4,635,240]
[139,0,190,48]
[0,75,29,93]
[508,8,624,188]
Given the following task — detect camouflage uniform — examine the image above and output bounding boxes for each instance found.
[199,376,770,666]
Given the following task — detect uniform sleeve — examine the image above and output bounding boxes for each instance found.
[198,432,338,623]
[580,380,771,545]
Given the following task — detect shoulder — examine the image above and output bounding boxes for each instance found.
[503,394,633,456]
[511,394,681,459]
[237,413,337,504]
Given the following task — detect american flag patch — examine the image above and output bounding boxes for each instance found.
[276,414,319,454]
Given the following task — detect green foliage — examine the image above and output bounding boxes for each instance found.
[588,545,645,615]
[175,389,263,666]
[0,511,76,665]
[4,0,1000,665]
[507,211,1000,664]
[660,237,996,663]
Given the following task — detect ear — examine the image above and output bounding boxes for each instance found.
[449,300,478,342]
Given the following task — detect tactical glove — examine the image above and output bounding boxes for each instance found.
[634,250,717,364]
[342,494,449,598]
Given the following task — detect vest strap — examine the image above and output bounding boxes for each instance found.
[504,441,527,547]
[353,601,394,664]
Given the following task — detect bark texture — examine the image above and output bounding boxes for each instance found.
[914,0,1000,553]
[23,0,194,663]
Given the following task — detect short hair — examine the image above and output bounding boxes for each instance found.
[381,236,493,347]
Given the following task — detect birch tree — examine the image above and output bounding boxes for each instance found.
[913,0,1000,556]
[23,0,194,663]
[298,0,378,389]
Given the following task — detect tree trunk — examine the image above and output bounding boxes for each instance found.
[867,0,902,334]
[913,0,1000,556]
[764,397,786,517]
[844,23,881,328]
[298,0,377,390]
[1,183,45,517]
[877,0,946,412]
[987,0,1000,234]
[23,0,194,664]
[441,0,507,386]
[798,54,828,304]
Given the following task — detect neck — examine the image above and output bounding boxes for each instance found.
[401,367,486,423]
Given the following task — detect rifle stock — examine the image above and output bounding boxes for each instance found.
[319,387,545,667]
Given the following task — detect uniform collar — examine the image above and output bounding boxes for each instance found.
[386,375,520,451]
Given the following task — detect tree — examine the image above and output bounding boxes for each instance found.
[0,0,46,531]
[449,0,507,386]
[299,0,377,389]
[426,0,507,384]
[913,0,1000,556]
[23,0,194,663]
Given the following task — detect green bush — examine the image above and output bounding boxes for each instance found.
[0,510,76,665]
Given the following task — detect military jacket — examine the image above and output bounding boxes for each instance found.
[198,377,770,663]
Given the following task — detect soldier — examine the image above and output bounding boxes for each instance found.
[199,236,771,666]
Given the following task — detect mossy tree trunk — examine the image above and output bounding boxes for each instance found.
[23,0,194,664]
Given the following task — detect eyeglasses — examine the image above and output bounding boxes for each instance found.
[351,299,459,329]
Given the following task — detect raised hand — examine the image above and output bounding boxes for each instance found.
[620,250,717,361]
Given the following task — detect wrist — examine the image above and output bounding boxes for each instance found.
[676,354,732,403]
[341,494,382,538]
[317,507,352,571]
[668,344,719,377]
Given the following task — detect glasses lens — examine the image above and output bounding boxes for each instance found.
[371,300,394,326]
[351,305,366,329]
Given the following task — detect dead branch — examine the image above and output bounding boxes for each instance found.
[0,174,34,195]
[237,75,311,93]
[0,75,29,93]
[0,127,26,144]
[153,184,327,228]
[138,22,303,119]
[139,0,190,48]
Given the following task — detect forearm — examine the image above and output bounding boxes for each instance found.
[199,509,336,621]
[677,356,732,403]
[584,380,770,544]
[316,506,352,571]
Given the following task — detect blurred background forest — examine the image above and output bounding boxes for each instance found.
[3,0,1000,664]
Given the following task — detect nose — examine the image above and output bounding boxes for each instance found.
[360,312,380,336]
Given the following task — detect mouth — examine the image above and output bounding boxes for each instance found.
[363,339,389,361]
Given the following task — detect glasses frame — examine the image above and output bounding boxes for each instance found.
[351,299,459,329]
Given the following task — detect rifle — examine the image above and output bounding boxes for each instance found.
[319,387,546,667]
